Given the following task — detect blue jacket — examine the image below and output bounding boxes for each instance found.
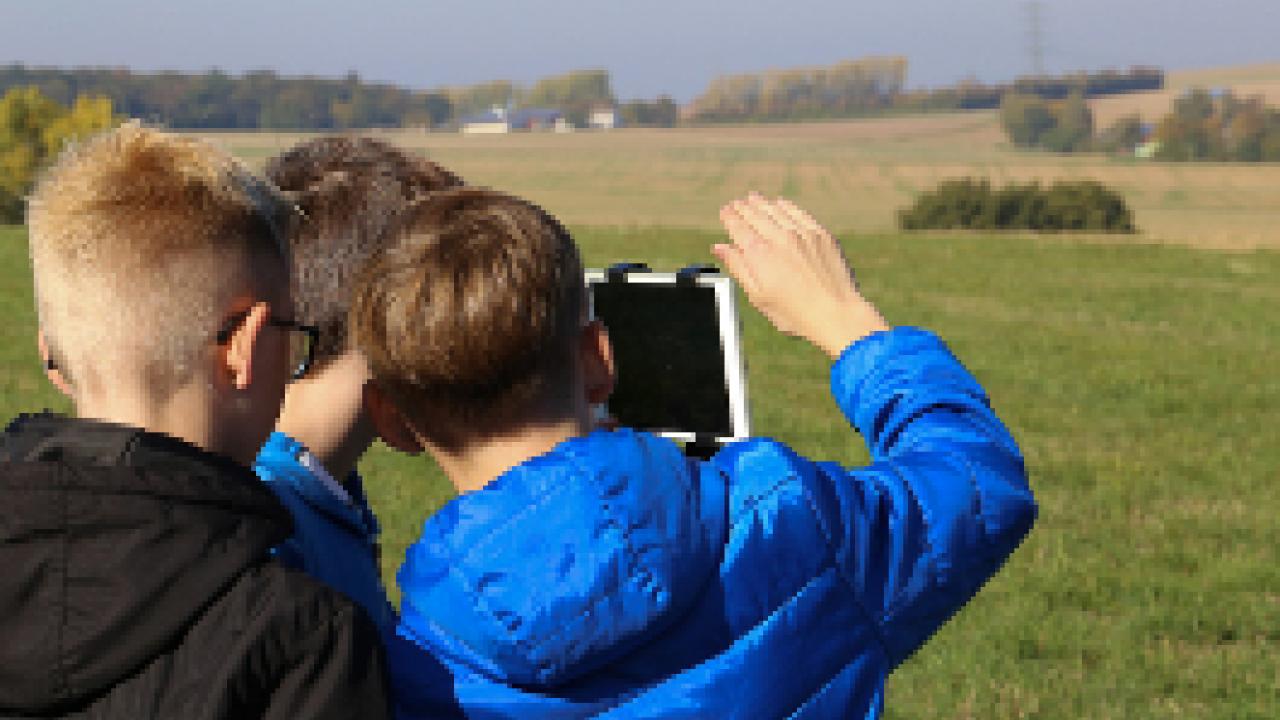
[390,328,1038,718]
[254,432,397,634]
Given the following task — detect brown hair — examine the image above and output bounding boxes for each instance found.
[266,136,464,365]
[27,122,292,396]
[350,187,584,445]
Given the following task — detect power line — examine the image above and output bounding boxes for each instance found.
[1026,1,1046,77]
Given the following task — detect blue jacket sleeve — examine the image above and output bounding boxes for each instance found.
[819,327,1037,668]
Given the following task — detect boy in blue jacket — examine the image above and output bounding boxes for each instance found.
[253,137,463,633]
[353,188,1038,718]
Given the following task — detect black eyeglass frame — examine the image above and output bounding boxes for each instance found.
[215,308,321,381]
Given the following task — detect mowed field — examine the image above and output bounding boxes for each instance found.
[188,63,1280,252]
[2,216,1277,718]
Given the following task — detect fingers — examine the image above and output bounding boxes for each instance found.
[711,241,757,293]
[724,193,815,247]
[753,195,804,235]
[775,198,827,237]
[719,203,765,249]
[731,196,789,244]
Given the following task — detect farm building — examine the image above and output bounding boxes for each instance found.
[460,107,510,134]
[588,105,619,130]
[460,106,575,133]
[509,108,573,132]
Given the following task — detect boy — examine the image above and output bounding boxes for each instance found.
[253,136,463,632]
[355,188,1038,718]
[0,125,389,719]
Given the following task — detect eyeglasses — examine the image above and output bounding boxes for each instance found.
[216,308,320,381]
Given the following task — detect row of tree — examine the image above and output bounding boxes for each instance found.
[685,62,1163,123]
[0,65,679,130]
[1152,89,1280,162]
[3,62,1166,131]
[0,87,120,222]
[685,57,909,122]
[1000,86,1280,161]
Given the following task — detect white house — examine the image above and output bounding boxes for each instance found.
[587,105,619,130]
[460,106,510,134]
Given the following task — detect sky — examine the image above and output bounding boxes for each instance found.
[2,0,1278,102]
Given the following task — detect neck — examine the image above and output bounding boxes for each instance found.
[431,416,588,495]
[74,387,227,462]
[273,353,376,483]
[275,411,376,482]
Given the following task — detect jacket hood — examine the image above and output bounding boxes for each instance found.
[0,413,292,714]
[397,429,727,688]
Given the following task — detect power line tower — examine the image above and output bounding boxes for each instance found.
[1026,1,1046,77]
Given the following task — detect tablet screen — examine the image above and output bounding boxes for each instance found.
[591,281,733,438]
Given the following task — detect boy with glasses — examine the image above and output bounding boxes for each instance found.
[253,136,463,634]
[0,125,389,719]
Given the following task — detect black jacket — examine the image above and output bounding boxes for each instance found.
[0,413,389,720]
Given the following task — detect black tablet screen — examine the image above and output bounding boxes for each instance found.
[591,281,732,437]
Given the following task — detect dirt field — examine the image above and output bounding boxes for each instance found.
[190,63,1280,251]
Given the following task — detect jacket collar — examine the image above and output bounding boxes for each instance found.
[398,428,726,688]
[256,431,379,539]
[0,412,292,713]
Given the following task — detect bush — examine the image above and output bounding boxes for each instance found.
[899,178,1135,233]
[1000,91,1093,152]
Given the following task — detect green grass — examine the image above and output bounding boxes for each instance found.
[3,224,1276,718]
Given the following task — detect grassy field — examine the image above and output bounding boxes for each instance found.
[3,221,1276,718]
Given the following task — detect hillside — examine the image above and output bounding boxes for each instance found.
[1091,61,1280,126]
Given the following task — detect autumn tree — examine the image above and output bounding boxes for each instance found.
[1000,93,1056,147]
[0,87,119,223]
[1038,92,1094,152]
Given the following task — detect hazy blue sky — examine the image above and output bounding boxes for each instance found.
[2,1,1277,101]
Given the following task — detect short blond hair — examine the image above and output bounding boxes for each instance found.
[27,123,292,397]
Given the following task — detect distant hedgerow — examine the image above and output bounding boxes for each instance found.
[899,178,1135,233]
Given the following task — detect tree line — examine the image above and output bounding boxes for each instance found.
[684,61,1163,123]
[1000,86,1280,161]
[0,64,680,130]
[1152,89,1280,161]
[3,62,1164,131]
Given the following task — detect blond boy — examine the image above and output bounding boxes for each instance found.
[0,125,388,719]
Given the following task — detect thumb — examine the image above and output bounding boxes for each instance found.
[712,242,756,293]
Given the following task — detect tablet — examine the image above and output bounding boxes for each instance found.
[586,263,751,454]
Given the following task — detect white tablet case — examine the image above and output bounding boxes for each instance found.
[585,266,751,448]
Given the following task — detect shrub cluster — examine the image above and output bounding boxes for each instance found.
[899,178,1136,233]
[1000,92,1094,153]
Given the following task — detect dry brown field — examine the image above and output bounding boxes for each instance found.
[191,63,1280,251]
[1090,62,1280,126]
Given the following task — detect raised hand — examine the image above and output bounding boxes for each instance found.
[715,193,889,359]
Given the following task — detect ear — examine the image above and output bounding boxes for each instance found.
[580,319,615,405]
[362,380,424,455]
[222,302,271,390]
[36,329,73,398]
